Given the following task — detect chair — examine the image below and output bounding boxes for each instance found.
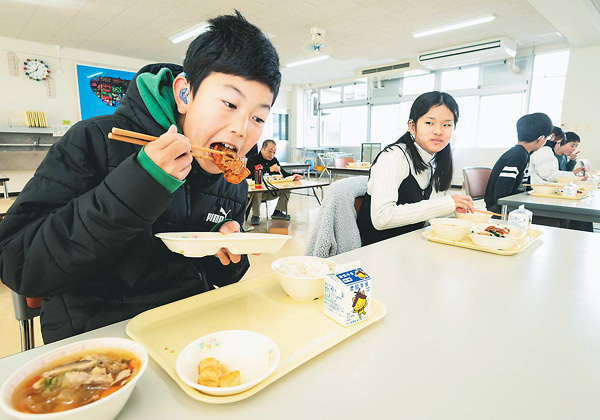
[462,167,492,200]
[11,292,42,351]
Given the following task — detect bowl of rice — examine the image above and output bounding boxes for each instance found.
[271,256,337,301]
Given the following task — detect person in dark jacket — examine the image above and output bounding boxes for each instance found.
[0,11,281,343]
[484,113,552,214]
[246,139,301,224]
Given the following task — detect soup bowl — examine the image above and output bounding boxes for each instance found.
[428,218,473,241]
[271,256,337,301]
[454,211,491,223]
[0,337,148,420]
[531,184,560,195]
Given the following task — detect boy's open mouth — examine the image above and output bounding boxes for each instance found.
[210,142,238,154]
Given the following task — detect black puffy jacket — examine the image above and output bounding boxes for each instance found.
[0,63,249,343]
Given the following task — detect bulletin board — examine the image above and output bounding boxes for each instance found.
[75,64,136,120]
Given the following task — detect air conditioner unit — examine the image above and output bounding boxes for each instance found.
[356,59,419,78]
[418,37,517,70]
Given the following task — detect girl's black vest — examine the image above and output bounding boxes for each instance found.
[357,146,433,246]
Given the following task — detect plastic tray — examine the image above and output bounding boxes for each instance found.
[422,228,543,255]
[529,191,591,200]
[126,274,386,404]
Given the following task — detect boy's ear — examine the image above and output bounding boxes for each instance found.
[173,76,190,114]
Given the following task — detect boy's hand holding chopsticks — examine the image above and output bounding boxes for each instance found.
[144,125,193,181]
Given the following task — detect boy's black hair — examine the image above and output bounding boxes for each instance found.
[552,126,565,141]
[563,131,581,144]
[516,113,553,143]
[183,10,281,103]
[372,91,458,192]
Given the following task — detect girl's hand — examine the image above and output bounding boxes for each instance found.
[214,221,242,265]
[451,195,474,213]
[573,167,586,175]
[144,124,193,180]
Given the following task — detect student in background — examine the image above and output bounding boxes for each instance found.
[529,129,586,185]
[485,113,552,214]
[550,127,578,171]
[246,139,301,224]
[356,91,474,246]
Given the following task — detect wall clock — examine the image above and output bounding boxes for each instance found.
[23,58,50,81]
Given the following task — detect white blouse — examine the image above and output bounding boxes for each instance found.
[367,142,455,230]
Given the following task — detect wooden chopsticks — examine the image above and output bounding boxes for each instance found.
[472,208,503,217]
[108,127,227,157]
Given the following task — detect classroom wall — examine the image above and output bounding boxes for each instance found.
[0,37,152,127]
[561,44,600,166]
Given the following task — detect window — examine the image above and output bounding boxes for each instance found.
[477,93,524,148]
[402,74,434,95]
[321,106,367,146]
[370,104,400,144]
[344,82,367,101]
[441,67,479,91]
[529,50,570,126]
[272,113,289,141]
[320,86,342,104]
[452,96,478,148]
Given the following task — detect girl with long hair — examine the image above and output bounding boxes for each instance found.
[357,91,474,246]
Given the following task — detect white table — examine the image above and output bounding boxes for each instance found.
[1,226,599,419]
[498,191,600,223]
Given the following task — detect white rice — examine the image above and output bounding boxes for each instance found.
[276,258,332,279]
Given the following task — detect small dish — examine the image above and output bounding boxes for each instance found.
[176,330,280,397]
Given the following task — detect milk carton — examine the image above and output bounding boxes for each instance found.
[324,262,371,327]
[508,204,532,233]
[563,182,578,197]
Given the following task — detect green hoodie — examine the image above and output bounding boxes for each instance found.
[135,68,185,193]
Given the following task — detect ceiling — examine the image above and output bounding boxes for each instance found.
[1,0,598,85]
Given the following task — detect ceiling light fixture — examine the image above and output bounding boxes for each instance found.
[412,14,495,38]
[286,55,330,68]
[169,22,211,44]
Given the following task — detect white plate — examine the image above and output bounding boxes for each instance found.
[155,232,291,257]
[468,223,525,250]
[176,330,280,396]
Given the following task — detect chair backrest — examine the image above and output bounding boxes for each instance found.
[579,159,591,171]
[462,167,492,199]
[334,157,355,168]
[11,292,41,322]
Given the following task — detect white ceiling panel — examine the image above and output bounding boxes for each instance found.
[1,0,597,85]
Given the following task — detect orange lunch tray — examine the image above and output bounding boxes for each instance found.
[126,274,387,404]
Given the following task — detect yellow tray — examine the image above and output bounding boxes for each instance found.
[422,228,543,255]
[126,274,386,404]
[529,191,591,200]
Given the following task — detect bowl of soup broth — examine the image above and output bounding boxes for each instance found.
[1,337,147,419]
[428,218,473,241]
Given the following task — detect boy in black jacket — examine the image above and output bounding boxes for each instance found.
[485,113,552,213]
[0,12,281,343]
[246,139,301,223]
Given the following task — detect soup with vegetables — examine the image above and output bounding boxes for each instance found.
[11,349,140,414]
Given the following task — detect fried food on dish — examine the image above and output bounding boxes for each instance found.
[197,357,240,388]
